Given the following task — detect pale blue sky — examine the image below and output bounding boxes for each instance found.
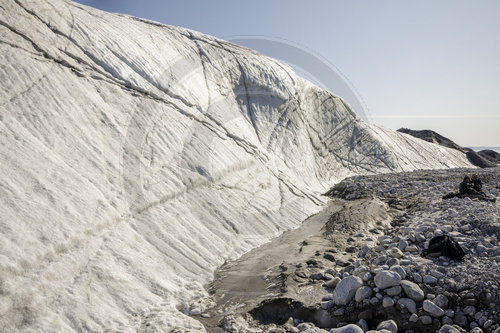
[74,0,500,147]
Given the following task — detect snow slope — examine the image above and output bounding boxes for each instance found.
[0,1,472,331]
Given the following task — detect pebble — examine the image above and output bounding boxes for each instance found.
[326,277,341,289]
[400,259,411,265]
[396,298,417,314]
[463,305,476,316]
[438,325,461,333]
[324,253,336,262]
[357,319,368,332]
[433,294,448,309]
[385,286,401,296]
[389,265,406,279]
[389,248,404,258]
[321,300,332,310]
[419,315,432,325]
[346,246,357,253]
[445,309,455,317]
[413,273,422,283]
[376,320,397,333]
[423,275,438,284]
[409,313,418,322]
[329,324,364,333]
[386,258,399,267]
[484,320,493,328]
[406,245,419,252]
[360,272,372,282]
[333,308,345,316]
[453,312,468,327]
[382,297,394,308]
[423,300,445,317]
[398,240,408,251]
[463,298,478,306]
[430,270,445,279]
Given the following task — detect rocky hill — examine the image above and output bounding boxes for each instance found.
[397,128,498,168]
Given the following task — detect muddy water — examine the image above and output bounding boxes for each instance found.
[196,200,344,331]
[196,197,391,332]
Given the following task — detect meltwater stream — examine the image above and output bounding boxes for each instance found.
[194,199,344,332]
[193,197,392,332]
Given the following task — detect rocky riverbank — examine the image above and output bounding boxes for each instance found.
[195,168,500,333]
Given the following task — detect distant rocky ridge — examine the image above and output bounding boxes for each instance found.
[397,128,499,168]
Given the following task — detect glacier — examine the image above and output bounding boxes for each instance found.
[0,0,472,332]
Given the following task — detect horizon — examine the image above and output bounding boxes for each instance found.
[74,0,500,147]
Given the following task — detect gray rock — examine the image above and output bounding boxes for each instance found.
[445,309,455,317]
[324,273,334,281]
[333,276,364,305]
[297,322,313,331]
[385,285,401,296]
[413,273,423,283]
[374,270,401,289]
[397,298,417,314]
[453,312,467,327]
[360,272,372,282]
[442,316,454,325]
[438,324,461,333]
[329,324,364,333]
[357,319,368,332]
[398,240,408,251]
[390,265,406,279]
[333,308,345,316]
[423,275,438,284]
[376,320,397,333]
[382,297,394,308]
[463,298,477,306]
[326,276,341,288]
[401,280,424,301]
[419,315,432,325]
[434,294,448,309]
[406,245,419,252]
[423,300,444,317]
[409,313,418,322]
[430,270,445,279]
[470,328,483,333]
[354,286,373,303]
[484,320,493,328]
[416,233,425,242]
[389,247,404,258]
[463,306,476,316]
[386,258,399,267]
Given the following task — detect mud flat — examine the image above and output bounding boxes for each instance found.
[191,168,500,333]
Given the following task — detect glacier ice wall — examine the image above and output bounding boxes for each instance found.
[0,0,472,331]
